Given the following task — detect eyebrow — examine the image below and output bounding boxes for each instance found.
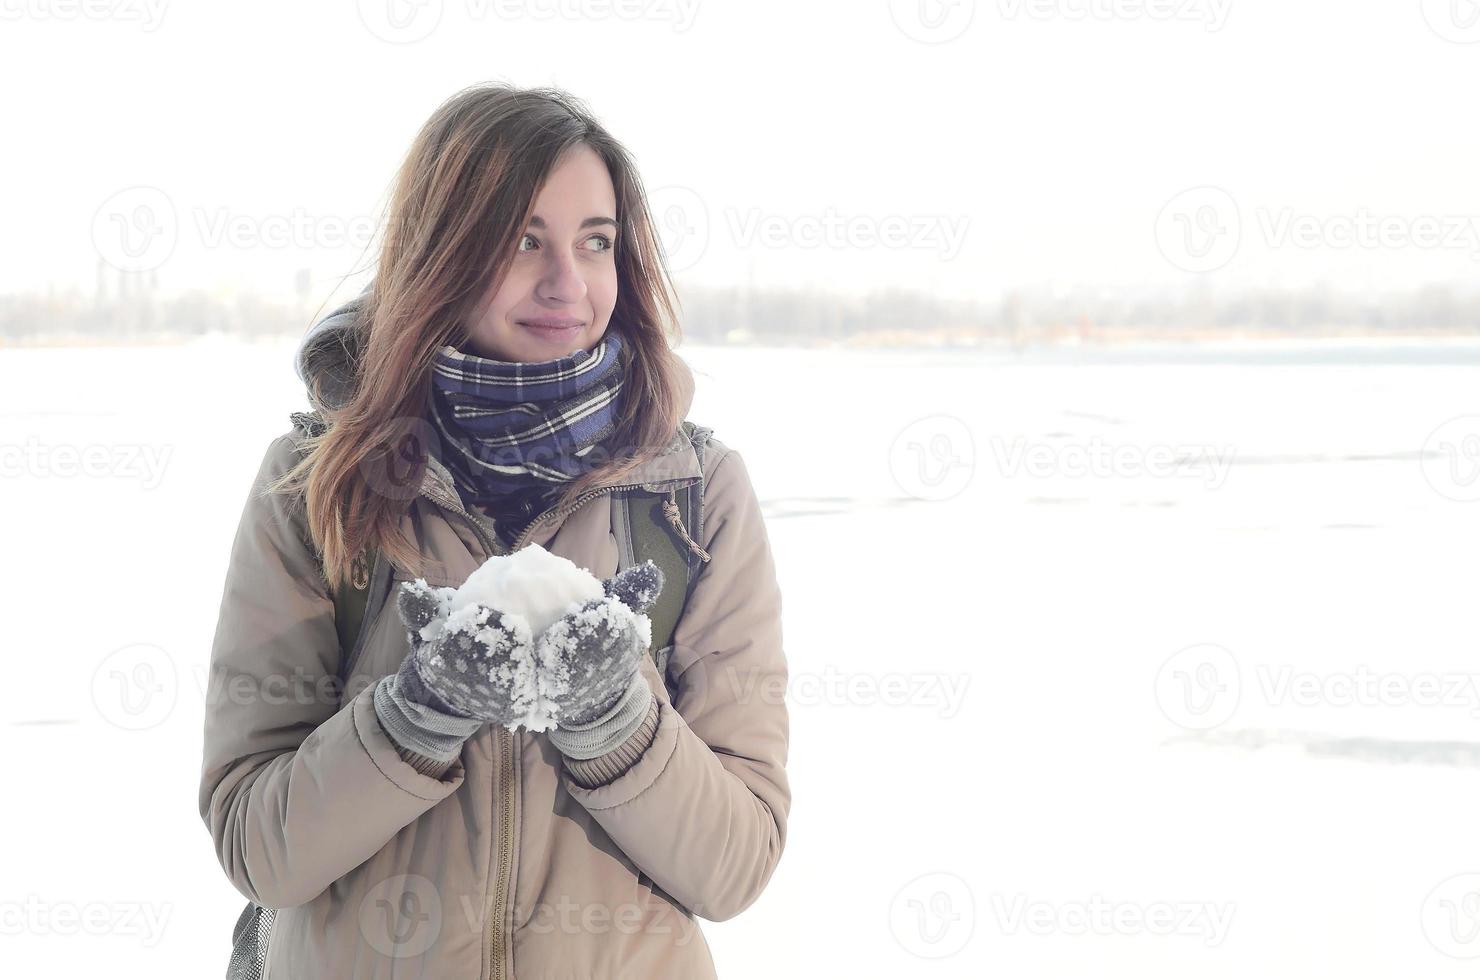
[528,215,620,231]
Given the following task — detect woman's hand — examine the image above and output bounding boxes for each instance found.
[537,561,665,727]
[392,579,536,727]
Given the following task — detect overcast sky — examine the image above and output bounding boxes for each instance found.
[4,0,1478,306]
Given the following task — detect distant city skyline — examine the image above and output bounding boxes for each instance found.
[8,264,1479,346]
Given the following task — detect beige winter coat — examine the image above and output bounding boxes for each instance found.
[197,362,790,978]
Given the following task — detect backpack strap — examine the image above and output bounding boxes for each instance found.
[332,548,377,675]
[288,410,387,700]
[616,420,715,674]
[626,492,691,662]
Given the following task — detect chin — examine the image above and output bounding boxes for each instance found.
[467,323,607,363]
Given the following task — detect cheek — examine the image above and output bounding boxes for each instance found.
[590,268,619,315]
[483,274,530,327]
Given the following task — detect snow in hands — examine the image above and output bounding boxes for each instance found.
[403,545,659,732]
[450,542,605,634]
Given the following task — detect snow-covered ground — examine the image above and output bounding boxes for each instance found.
[3,336,1479,977]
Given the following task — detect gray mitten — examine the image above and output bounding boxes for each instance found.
[538,561,664,731]
[391,579,538,726]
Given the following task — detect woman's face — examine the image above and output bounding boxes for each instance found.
[465,144,619,362]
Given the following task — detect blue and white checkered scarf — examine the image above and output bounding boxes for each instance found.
[427,331,626,507]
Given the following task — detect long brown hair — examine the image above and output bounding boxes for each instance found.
[271,82,689,592]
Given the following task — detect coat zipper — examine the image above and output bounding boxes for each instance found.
[490,723,514,980]
[413,490,516,980]
[418,472,704,980]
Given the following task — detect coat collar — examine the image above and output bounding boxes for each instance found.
[417,421,705,512]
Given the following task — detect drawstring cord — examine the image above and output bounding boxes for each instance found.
[662,488,711,563]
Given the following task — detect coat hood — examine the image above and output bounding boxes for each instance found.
[295,286,372,415]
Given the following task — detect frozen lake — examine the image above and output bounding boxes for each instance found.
[3,336,1479,977]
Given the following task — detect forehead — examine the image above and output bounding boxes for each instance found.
[530,146,616,220]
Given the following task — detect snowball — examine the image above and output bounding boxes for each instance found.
[449,543,605,636]
[442,544,614,733]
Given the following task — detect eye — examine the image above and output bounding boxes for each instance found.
[517,232,613,255]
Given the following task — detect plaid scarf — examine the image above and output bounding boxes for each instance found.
[427,331,626,507]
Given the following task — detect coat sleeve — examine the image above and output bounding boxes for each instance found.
[560,445,792,922]
[197,432,468,910]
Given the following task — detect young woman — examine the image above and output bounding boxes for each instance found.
[198,83,790,979]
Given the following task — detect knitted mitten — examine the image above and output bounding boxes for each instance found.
[540,562,665,761]
[373,579,537,764]
[393,579,539,722]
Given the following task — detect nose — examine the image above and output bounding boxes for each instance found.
[535,248,587,305]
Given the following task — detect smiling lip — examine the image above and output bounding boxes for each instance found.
[518,317,583,331]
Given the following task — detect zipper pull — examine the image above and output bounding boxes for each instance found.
[349,549,371,589]
[662,489,711,563]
